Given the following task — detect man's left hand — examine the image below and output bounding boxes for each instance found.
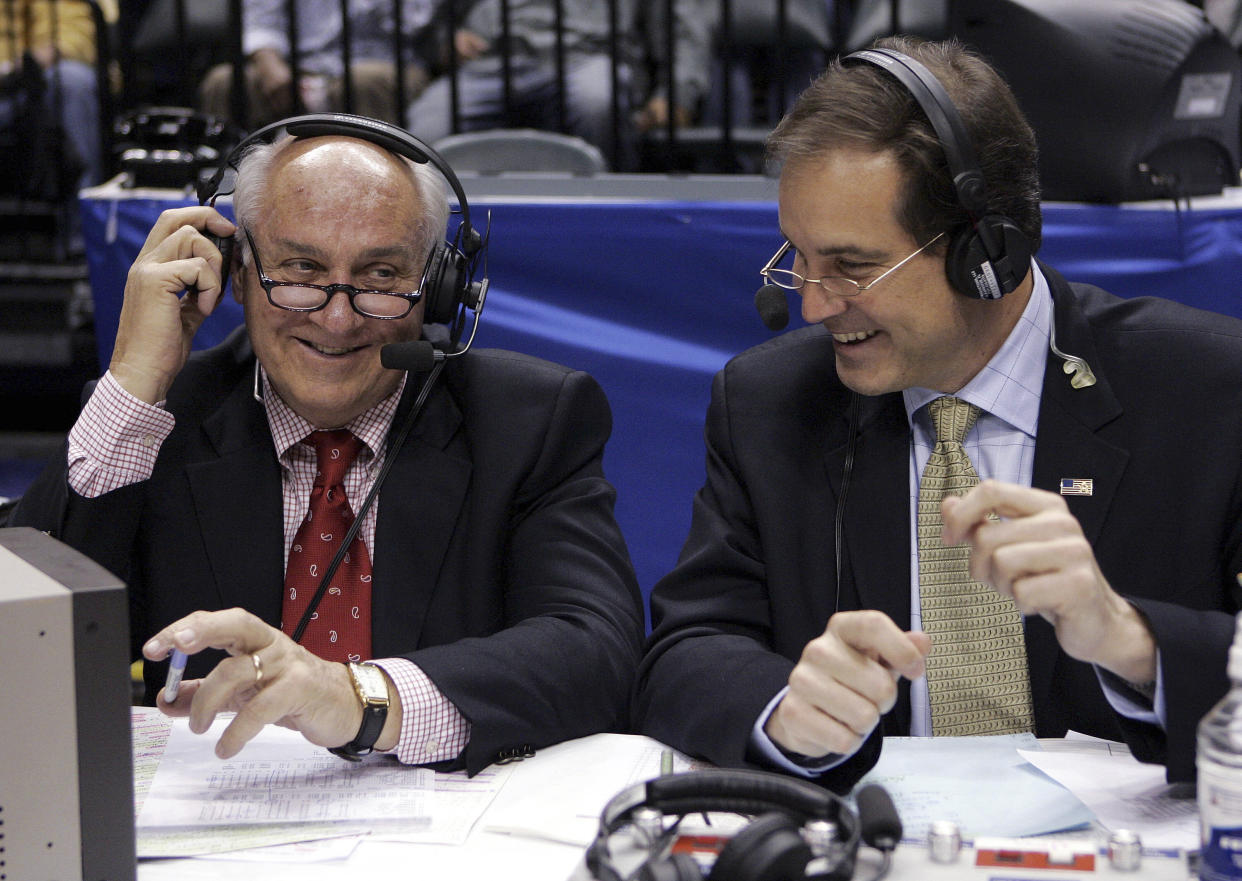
[941,479,1157,685]
[142,608,397,758]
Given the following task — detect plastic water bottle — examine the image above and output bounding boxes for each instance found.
[1199,612,1242,880]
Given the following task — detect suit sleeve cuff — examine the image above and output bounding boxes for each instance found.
[1096,650,1166,730]
[371,657,471,765]
[749,686,847,777]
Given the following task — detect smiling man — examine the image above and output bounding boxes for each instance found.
[12,120,643,771]
[633,36,1242,789]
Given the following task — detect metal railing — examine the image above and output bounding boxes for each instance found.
[116,0,855,173]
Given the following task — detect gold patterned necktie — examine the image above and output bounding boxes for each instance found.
[918,396,1034,736]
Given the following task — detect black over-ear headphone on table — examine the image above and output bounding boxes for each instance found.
[585,770,901,881]
[196,112,489,366]
[842,48,1032,301]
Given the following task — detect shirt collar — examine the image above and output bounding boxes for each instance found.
[260,366,407,464]
[903,263,1051,437]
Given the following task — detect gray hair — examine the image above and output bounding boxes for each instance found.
[230,131,452,267]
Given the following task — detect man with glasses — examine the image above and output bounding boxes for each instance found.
[12,121,644,770]
[633,36,1242,788]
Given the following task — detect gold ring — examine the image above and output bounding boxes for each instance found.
[251,653,263,687]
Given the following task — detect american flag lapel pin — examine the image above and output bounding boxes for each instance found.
[1060,478,1094,497]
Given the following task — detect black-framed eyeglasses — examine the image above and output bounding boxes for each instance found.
[759,232,945,297]
[243,228,425,320]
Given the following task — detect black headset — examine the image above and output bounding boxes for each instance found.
[196,112,487,331]
[842,48,1033,301]
[585,770,866,881]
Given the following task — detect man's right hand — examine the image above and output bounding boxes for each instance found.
[764,610,931,760]
[109,207,236,405]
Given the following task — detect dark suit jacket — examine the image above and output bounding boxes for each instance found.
[634,264,1242,789]
[13,328,644,774]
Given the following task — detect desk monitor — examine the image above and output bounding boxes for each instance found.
[954,0,1242,203]
[847,0,1242,203]
[0,527,135,881]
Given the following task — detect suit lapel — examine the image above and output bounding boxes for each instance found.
[1027,268,1128,709]
[187,376,285,626]
[370,371,470,657]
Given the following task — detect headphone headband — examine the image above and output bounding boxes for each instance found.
[840,46,1033,300]
[844,49,987,215]
[197,112,477,253]
[589,770,861,881]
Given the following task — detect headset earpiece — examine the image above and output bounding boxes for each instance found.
[709,813,813,881]
[844,48,1034,301]
[944,213,1034,300]
[420,243,469,325]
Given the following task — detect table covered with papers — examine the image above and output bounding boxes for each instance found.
[131,708,1197,880]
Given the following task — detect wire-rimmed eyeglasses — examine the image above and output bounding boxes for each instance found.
[244,228,425,320]
[759,232,945,297]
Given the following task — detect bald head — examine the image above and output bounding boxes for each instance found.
[232,132,451,269]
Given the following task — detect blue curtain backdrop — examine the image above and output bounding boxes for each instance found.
[78,192,1242,609]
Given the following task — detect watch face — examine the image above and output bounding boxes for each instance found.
[353,663,389,705]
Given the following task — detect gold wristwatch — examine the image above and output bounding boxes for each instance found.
[329,662,390,761]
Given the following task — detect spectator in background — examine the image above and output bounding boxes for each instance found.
[406,0,705,169]
[200,0,438,128]
[632,0,714,135]
[701,0,836,133]
[0,0,117,190]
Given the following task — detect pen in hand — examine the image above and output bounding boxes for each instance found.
[163,649,188,703]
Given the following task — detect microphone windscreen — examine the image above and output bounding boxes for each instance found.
[754,284,790,331]
[856,783,901,850]
[381,341,438,372]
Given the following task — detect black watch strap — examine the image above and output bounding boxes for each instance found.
[329,662,390,761]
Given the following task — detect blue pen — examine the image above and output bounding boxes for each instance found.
[163,649,188,703]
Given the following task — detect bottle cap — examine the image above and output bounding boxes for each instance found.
[1230,610,1242,680]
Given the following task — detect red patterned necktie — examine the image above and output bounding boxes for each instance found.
[282,429,373,662]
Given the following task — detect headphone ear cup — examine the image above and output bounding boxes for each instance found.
[709,813,812,881]
[944,215,1033,300]
[633,852,705,881]
[421,243,466,324]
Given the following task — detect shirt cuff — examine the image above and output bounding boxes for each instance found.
[749,686,846,777]
[371,657,471,765]
[1095,650,1166,730]
[67,371,174,498]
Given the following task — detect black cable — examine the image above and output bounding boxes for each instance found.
[868,849,894,881]
[833,392,861,611]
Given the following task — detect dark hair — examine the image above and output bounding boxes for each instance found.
[766,36,1041,254]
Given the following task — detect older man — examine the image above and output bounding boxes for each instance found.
[13,116,643,772]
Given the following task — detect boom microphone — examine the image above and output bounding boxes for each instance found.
[380,341,443,372]
[754,283,790,331]
[856,783,902,852]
